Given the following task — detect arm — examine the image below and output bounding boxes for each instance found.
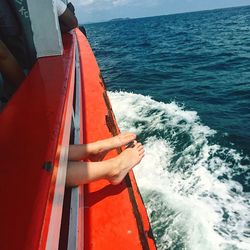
[59,8,78,33]
[0,40,25,94]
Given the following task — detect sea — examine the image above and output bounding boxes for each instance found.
[82,5,250,250]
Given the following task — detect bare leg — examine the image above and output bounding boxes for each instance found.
[68,132,136,161]
[66,142,144,186]
[0,40,25,96]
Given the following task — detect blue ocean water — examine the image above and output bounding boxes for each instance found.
[82,5,250,250]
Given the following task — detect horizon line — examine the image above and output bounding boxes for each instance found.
[80,4,250,25]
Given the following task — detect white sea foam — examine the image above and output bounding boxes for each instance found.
[108,91,250,250]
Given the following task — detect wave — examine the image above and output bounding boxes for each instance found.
[108,91,250,250]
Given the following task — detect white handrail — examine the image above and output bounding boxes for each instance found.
[67,34,84,250]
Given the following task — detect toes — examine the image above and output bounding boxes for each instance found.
[136,144,143,151]
[128,132,136,139]
[140,153,144,159]
[140,148,145,155]
[127,141,144,159]
[134,142,144,156]
[122,132,136,140]
[139,147,144,153]
[118,132,136,144]
[138,153,144,162]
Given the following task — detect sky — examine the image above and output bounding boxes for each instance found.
[71,0,250,24]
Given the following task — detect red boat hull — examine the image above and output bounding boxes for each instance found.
[0,30,155,250]
[76,29,155,250]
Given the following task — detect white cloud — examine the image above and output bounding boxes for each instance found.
[112,0,130,6]
[71,0,136,12]
[71,0,94,6]
[72,0,130,7]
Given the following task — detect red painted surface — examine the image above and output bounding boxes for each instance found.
[0,34,75,250]
[41,35,75,250]
[76,29,156,249]
[0,28,155,250]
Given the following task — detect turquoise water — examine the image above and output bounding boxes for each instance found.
[82,6,250,250]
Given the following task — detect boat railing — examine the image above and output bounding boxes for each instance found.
[0,29,76,249]
[66,33,85,250]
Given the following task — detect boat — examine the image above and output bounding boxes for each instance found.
[0,1,156,249]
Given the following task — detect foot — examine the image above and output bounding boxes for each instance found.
[68,132,137,161]
[106,142,145,185]
[89,132,136,155]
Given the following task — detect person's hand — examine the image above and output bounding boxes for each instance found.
[67,2,75,15]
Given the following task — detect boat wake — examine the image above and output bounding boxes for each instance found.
[108,91,250,250]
